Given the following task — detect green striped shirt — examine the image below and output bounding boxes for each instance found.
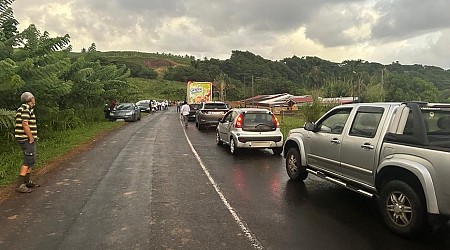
[15,104,37,141]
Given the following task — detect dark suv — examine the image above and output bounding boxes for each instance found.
[188,103,202,121]
[195,102,229,130]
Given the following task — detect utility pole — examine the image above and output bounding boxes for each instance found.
[251,75,254,106]
[220,75,224,102]
[243,75,246,107]
[381,68,384,102]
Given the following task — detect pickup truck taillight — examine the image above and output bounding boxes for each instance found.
[272,114,280,128]
[235,114,243,128]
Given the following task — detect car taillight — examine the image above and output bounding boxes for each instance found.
[235,114,243,128]
[272,114,279,128]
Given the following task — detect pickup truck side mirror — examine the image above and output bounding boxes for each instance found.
[304,122,316,131]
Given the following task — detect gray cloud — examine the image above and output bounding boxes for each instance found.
[10,0,450,69]
[372,0,450,41]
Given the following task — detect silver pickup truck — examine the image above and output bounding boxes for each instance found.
[283,102,450,237]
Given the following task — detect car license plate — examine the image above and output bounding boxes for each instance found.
[250,142,270,147]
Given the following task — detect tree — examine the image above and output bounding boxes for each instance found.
[384,73,438,102]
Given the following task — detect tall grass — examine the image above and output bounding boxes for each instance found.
[278,112,305,139]
[0,121,123,186]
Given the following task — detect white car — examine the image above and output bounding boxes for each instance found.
[216,108,284,155]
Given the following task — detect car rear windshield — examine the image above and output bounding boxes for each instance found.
[204,103,227,109]
[189,104,201,109]
[242,112,276,131]
[117,104,133,110]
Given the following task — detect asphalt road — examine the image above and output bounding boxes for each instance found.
[0,107,449,250]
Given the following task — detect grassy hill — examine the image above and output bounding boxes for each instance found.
[129,78,186,101]
[68,51,190,101]
[69,50,192,79]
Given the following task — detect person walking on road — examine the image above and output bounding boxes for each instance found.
[15,92,40,193]
[176,100,181,113]
[180,101,190,127]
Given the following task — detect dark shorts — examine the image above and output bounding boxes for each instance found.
[18,140,36,168]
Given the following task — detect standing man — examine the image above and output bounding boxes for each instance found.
[180,101,190,127]
[15,92,40,193]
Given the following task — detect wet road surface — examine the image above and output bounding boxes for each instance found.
[0,107,449,249]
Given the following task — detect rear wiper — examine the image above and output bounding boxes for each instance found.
[255,123,273,128]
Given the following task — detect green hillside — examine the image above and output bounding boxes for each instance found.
[128,78,186,101]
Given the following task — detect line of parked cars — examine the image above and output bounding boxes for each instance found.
[190,100,450,238]
[107,99,169,122]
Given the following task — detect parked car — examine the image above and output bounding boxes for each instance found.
[216,108,283,155]
[195,102,229,129]
[136,100,151,112]
[188,103,202,121]
[283,102,450,237]
[109,103,141,122]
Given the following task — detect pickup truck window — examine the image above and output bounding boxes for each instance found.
[420,110,450,148]
[349,110,383,138]
[317,108,352,134]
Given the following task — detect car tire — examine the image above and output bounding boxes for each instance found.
[216,131,223,146]
[272,147,283,155]
[285,148,308,180]
[230,137,240,155]
[379,180,427,238]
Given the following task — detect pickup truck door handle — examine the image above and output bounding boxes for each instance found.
[330,138,341,144]
[361,143,375,150]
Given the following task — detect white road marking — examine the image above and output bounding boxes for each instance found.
[181,121,264,249]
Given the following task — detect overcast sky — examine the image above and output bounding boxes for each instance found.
[11,0,450,69]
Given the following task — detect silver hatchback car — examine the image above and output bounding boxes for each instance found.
[216,108,283,155]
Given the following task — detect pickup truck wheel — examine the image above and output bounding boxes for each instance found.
[379,180,427,237]
[285,148,308,180]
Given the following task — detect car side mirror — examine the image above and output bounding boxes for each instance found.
[218,118,223,123]
[304,122,316,131]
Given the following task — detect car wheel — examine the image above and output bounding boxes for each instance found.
[229,137,240,155]
[285,148,308,180]
[216,131,223,145]
[379,180,427,237]
[272,147,283,155]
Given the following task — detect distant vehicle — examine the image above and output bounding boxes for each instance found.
[216,108,283,155]
[109,103,141,122]
[136,100,151,112]
[195,102,229,130]
[188,103,202,121]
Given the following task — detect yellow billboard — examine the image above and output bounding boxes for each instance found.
[187,81,212,104]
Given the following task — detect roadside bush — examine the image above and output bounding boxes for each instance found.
[0,109,16,141]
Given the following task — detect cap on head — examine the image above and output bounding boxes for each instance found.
[21,92,35,103]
